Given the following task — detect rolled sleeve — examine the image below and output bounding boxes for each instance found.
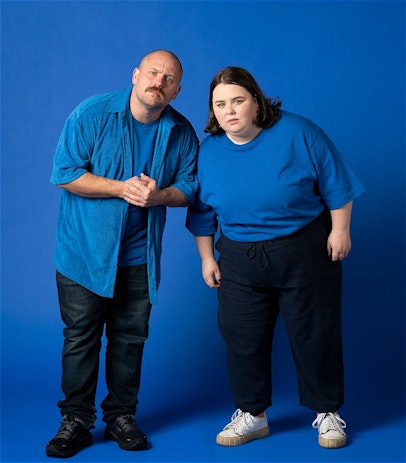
[186,197,218,236]
[169,129,199,204]
[310,129,366,210]
[50,111,92,185]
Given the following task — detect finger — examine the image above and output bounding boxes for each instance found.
[132,178,148,191]
[139,173,152,184]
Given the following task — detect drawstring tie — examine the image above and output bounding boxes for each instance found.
[247,242,269,269]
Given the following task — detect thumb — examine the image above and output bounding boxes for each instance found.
[139,173,151,185]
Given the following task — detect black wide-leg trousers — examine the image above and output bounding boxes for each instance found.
[216,214,344,416]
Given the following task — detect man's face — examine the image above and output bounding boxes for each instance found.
[132,51,182,112]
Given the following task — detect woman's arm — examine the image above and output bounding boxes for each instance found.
[195,235,221,288]
[328,201,353,261]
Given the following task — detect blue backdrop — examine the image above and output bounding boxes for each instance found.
[1,1,405,462]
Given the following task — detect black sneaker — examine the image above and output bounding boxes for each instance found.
[104,414,148,450]
[45,414,92,458]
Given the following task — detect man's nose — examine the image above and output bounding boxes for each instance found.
[154,75,165,88]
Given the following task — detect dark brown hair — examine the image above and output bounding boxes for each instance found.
[204,66,282,134]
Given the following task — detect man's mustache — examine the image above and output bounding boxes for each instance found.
[146,86,164,97]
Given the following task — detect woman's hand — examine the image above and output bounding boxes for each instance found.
[328,202,353,261]
[202,258,221,288]
[327,230,351,261]
[195,236,221,287]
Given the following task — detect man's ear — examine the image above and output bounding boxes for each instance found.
[132,67,140,85]
[172,85,181,100]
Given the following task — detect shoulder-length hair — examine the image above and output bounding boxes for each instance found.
[204,66,282,134]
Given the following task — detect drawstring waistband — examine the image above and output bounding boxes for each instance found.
[247,242,269,270]
[220,212,327,271]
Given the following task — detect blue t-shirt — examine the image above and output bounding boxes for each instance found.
[118,118,159,266]
[187,110,366,242]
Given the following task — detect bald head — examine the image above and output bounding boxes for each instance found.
[130,50,183,122]
[139,50,183,82]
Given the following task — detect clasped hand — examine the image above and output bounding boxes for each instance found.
[123,173,160,207]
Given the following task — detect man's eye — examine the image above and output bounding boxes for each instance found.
[166,76,174,82]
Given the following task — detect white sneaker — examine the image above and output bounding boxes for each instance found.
[312,412,347,448]
[216,409,269,446]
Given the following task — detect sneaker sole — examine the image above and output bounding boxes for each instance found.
[319,434,347,449]
[216,426,270,447]
[45,434,92,458]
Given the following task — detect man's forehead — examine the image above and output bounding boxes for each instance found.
[141,53,181,74]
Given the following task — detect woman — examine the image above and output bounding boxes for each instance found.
[186,67,365,449]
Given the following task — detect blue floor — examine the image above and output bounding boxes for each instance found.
[1,382,405,463]
[1,283,405,463]
[1,302,405,463]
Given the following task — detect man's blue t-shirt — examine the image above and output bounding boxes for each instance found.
[118,118,159,266]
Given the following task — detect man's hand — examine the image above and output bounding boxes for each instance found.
[123,173,160,207]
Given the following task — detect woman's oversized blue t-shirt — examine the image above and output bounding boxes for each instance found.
[187,110,365,242]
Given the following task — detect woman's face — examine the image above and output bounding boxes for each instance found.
[212,83,260,144]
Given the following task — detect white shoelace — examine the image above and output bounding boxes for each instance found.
[224,409,255,433]
[312,412,347,434]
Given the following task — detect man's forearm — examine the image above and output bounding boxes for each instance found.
[57,172,124,199]
[59,173,189,207]
[158,186,190,207]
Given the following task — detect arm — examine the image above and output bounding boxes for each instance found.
[328,201,353,261]
[195,236,221,288]
[59,172,189,207]
[58,172,125,198]
[120,127,199,207]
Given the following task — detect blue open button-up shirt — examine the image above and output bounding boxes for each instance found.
[51,87,198,304]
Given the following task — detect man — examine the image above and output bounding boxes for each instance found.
[46,50,198,458]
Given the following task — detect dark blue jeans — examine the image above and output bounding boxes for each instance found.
[216,214,344,416]
[56,265,152,426]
